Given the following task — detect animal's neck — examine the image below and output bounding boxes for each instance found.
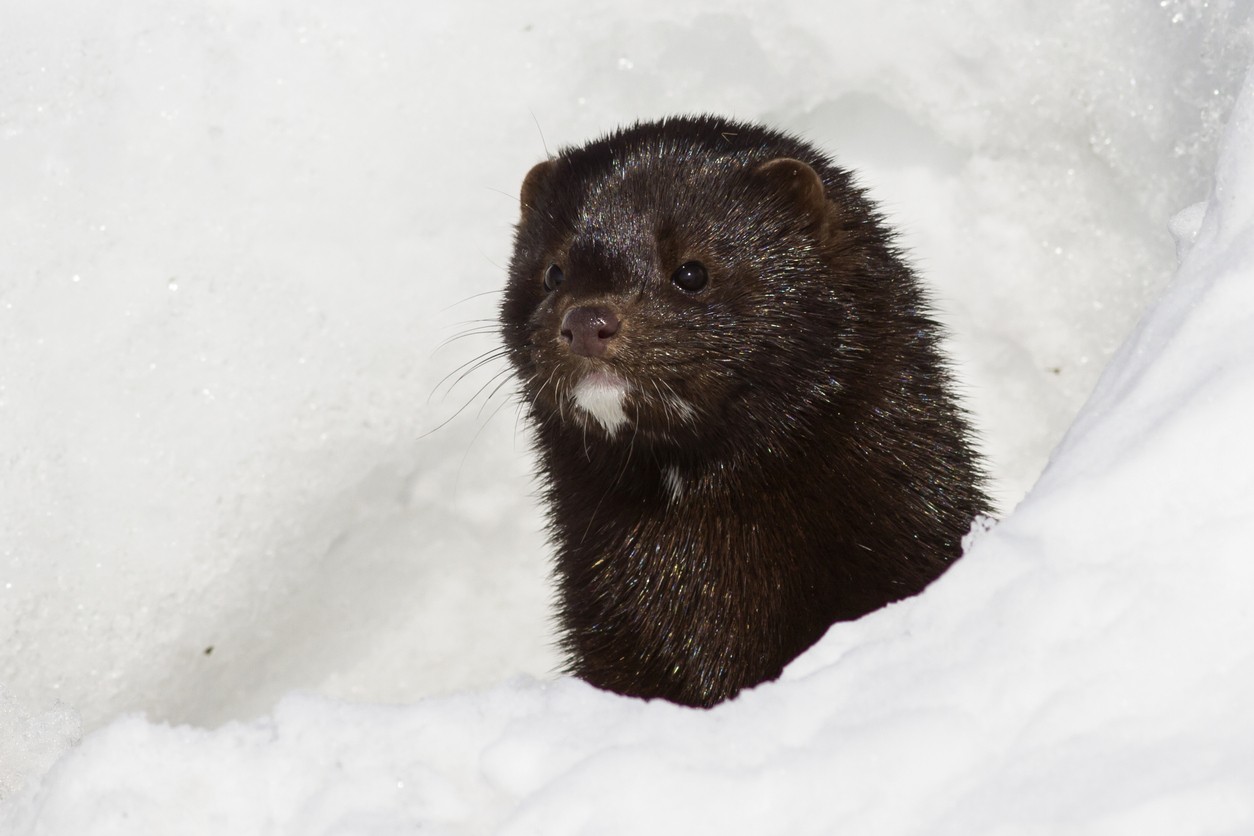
[545,439,828,707]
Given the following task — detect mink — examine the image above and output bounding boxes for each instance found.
[500,115,991,708]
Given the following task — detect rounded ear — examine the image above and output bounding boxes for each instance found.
[752,157,828,225]
[520,159,556,214]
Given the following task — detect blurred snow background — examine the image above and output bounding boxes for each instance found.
[2,0,1253,831]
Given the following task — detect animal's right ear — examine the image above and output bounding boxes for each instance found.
[520,160,556,215]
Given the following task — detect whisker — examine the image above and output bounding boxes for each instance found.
[485,186,519,202]
[580,402,591,462]
[439,288,504,313]
[429,348,510,402]
[433,328,501,350]
[513,395,531,447]
[433,327,502,352]
[475,369,518,421]
[554,374,568,427]
[530,109,552,159]
[615,400,642,490]
[420,356,515,440]
[417,397,479,440]
[651,380,674,437]
[458,364,518,413]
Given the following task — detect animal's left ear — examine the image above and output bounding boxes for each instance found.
[752,157,828,228]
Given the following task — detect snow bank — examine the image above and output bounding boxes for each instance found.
[3,0,1254,832]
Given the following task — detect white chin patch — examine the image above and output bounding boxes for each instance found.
[571,372,630,436]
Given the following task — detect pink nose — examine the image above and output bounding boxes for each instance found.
[560,306,621,358]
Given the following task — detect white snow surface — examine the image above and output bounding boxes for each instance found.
[4,0,1254,832]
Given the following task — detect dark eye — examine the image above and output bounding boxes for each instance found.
[671,261,709,292]
[543,263,564,292]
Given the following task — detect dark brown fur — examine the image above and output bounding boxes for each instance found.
[501,116,991,707]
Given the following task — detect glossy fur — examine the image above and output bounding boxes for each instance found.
[501,116,991,708]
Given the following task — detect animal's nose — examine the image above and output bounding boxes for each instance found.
[560,306,621,358]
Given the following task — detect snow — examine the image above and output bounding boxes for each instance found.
[3,0,1254,832]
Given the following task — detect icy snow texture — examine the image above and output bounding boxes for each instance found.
[3,0,1254,831]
